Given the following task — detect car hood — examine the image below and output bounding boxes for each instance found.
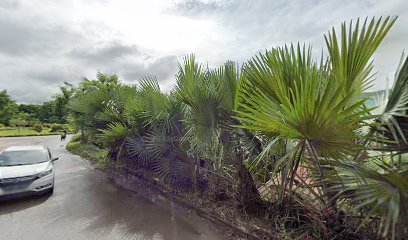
[0,162,51,179]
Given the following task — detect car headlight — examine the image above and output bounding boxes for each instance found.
[38,168,53,178]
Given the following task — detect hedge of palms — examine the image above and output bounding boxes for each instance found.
[68,17,407,239]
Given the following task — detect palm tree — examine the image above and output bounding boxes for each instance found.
[123,77,194,186]
[372,53,408,150]
[330,53,408,239]
[175,55,264,208]
[236,16,396,209]
[69,82,137,157]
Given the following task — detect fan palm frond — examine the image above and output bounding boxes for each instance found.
[374,53,408,144]
[125,136,153,166]
[152,156,192,187]
[138,76,173,128]
[217,61,240,114]
[175,54,207,105]
[238,43,369,158]
[331,157,408,238]
[325,16,397,102]
[176,54,223,146]
[98,122,130,143]
[143,130,173,159]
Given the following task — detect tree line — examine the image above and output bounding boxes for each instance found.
[0,73,117,129]
[0,82,74,128]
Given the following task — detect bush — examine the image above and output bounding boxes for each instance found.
[66,141,81,151]
[9,118,28,127]
[50,123,64,132]
[28,120,37,127]
[32,123,43,133]
[70,133,82,142]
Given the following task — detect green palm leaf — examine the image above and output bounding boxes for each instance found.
[238,44,368,158]
[373,53,408,145]
[332,158,408,238]
[98,122,130,143]
[325,16,397,102]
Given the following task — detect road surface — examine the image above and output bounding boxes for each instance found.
[0,135,225,240]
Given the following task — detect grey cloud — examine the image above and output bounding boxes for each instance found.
[0,3,176,103]
[28,68,67,85]
[69,41,143,66]
[121,55,178,83]
[171,0,237,17]
[0,57,83,103]
[0,0,19,10]
[70,41,178,84]
[0,18,80,57]
[0,0,406,103]
[7,81,57,104]
[172,0,407,90]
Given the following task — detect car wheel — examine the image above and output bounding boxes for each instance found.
[48,187,54,195]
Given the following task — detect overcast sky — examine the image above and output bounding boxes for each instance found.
[0,0,407,103]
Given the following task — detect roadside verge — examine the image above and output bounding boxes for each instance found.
[66,138,269,240]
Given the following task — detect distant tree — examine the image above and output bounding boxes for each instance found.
[49,115,59,123]
[18,104,41,125]
[9,112,30,127]
[9,118,28,128]
[18,104,41,118]
[38,101,54,123]
[0,90,18,126]
[1,81,77,127]
[53,82,74,123]
[76,72,119,94]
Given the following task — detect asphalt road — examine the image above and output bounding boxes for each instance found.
[0,135,224,240]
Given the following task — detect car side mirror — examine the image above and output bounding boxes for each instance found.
[52,157,59,161]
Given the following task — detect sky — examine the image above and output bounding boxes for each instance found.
[0,0,407,103]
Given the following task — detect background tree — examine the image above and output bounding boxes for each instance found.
[0,81,75,127]
[76,72,120,94]
[37,101,56,123]
[0,90,18,126]
[53,82,74,123]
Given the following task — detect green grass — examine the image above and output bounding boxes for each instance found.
[66,135,110,169]
[0,127,60,137]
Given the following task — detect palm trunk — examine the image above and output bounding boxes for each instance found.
[116,140,126,162]
[226,119,263,207]
[306,139,337,209]
[80,128,86,142]
[192,155,200,191]
[230,138,263,209]
[237,159,263,207]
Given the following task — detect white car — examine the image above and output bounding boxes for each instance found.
[0,145,58,199]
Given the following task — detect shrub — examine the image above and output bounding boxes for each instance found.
[9,118,28,127]
[70,133,82,142]
[66,141,81,151]
[32,123,43,133]
[50,123,63,132]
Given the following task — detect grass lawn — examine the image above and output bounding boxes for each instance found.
[0,127,60,137]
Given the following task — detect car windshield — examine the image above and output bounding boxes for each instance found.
[0,150,48,166]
